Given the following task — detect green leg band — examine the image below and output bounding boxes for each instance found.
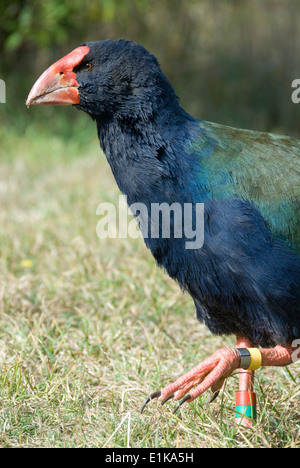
[235,405,257,419]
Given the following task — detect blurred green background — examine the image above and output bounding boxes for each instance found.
[1,0,300,136]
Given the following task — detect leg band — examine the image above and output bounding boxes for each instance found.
[236,348,262,370]
[235,391,257,421]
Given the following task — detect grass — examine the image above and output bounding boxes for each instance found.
[0,113,299,447]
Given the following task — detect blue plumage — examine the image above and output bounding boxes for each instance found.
[39,39,300,348]
[70,40,300,348]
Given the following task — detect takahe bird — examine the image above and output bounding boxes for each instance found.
[27,40,300,416]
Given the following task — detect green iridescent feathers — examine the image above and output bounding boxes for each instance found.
[189,121,300,252]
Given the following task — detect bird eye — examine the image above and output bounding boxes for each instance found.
[85,63,93,70]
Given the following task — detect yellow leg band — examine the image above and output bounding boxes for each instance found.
[246,348,262,370]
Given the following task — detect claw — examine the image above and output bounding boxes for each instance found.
[209,391,220,403]
[173,394,191,414]
[161,394,174,406]
[140,390,161,414]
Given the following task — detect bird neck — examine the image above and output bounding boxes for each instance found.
[96,106,197,205]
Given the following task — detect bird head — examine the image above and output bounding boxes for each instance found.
[26,40,178,122]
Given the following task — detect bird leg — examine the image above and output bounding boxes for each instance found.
[141,336,297,413]
[235,336,256,427]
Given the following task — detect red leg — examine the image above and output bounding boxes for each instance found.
[141,335,296,414]
[260,345,294,366]
[235,337,256,427]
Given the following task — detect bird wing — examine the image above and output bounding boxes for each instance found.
[189,121,300,252]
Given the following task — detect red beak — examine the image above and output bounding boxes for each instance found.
[26,46,90,106]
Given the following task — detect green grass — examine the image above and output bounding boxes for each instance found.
[0,116,299,447]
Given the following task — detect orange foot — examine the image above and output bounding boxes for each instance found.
[140,338,295,414]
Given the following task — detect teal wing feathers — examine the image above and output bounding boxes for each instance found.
[190,121,300,252]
